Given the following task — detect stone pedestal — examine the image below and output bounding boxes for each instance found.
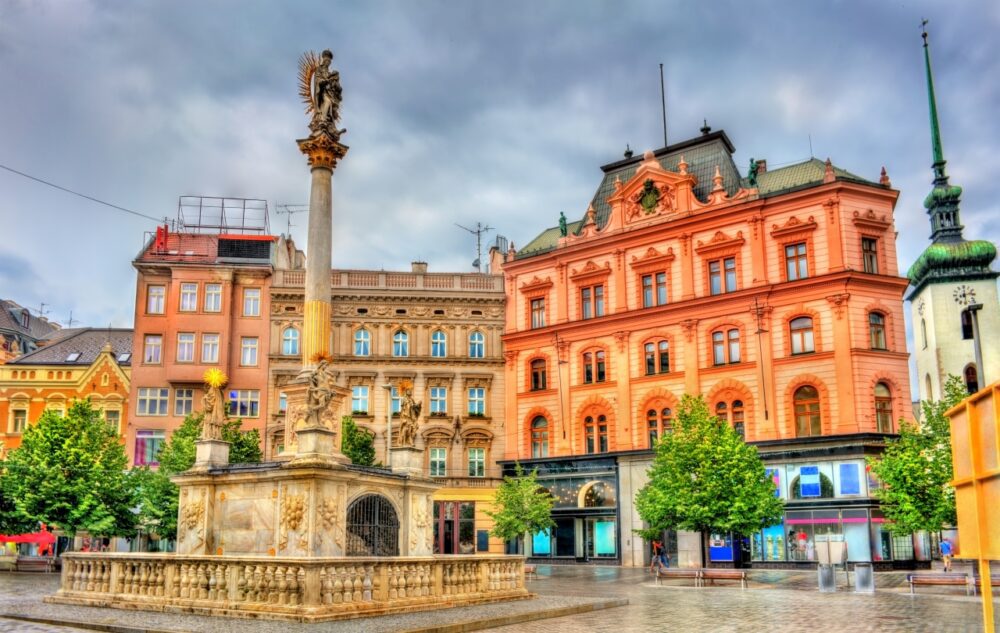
[280,377,351,461]
[390,446,425,477]
[192,439,230,471]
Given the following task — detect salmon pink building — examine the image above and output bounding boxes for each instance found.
[499,128,915,569]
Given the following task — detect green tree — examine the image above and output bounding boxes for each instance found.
[635,395,784,562]
[2,400,136,537]
[867,375,965,534]
[341,416,376,466]
[134,414,262,541]
[485,464,555,553]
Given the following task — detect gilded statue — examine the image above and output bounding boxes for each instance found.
[396,384,422,447]
[306,359,337,428]
[298,49,344,138]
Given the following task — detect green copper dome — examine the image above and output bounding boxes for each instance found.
[907,239,997,285]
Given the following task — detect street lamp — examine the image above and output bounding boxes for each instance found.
[968,303,985,390]
[381,384,393,468]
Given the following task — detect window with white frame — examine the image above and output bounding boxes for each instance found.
[392,330,409,357]
[10,409,27,433]
[467,387,485,415]
[176,332,195,362]
[179,283,198,311]
[243,287,261,317]
[104,409,121,432]
[430,386,448,414]
[468,331,485,358]
[354,328,371,356]
[390,386,401,414]
[281,327,299,355]
[467,447,486,477]
[146,285,165,314]
[278,392,287,412]
[431,330,447,357]
[137,387,169,416]
[789,317,815,354]
[430,447,447,477]
[352,385,370,414]
[174,388,194,416]
[204,283,222,312]
[202,333,220,363]
[143,334,162,364]
[228,389,260,418]
[241,337,259,366]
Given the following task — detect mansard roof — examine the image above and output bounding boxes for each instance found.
[11,327,133,366]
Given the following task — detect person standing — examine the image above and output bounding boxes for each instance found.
[649,539,664,573]
[940,538,953,572]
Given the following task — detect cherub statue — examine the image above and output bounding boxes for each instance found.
[306,359,337,428]
[298,49,345,138]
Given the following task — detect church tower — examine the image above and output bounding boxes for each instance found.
[907,25,999,400]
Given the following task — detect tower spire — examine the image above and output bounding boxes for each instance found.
[922,20,946,183]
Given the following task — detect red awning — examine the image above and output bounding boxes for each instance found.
[0,528,56,545]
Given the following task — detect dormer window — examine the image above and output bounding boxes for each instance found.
[65,352,81,362]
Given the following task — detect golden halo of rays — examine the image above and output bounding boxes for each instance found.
[203,368,228,389]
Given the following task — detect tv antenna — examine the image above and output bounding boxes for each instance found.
[66,310,77,328]
[455,222,494,273]
[275,204,308,235]
[33,302,50,318]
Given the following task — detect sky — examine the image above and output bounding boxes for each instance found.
[1,1,998,391]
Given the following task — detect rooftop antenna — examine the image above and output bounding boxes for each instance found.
[33,302,49,318]
[275,204,308,236]
[808,134,814,158]
[455,222,494,273]
[659,63,668,148]
[66,310,76,328]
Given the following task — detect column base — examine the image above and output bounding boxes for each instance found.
[390,446,425,477]
[191,439,230,471]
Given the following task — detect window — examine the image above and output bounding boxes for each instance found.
[644,340,670,375]
[647,408,673,447]
[961,309,974,340]
[784,243,808,281]
[869,313,886,350]
[530,359,547,391]
[11,409,27,433]
[581,284,605,319]
[430,387,448,414]
[965,365,979,395]
[921,318,928,349]
[467,387,485,415]
[390,386,401,414]
[174,388,194,416]
[392,330,409,357]
[104,409,121,432]
[353,328,371,356]
[137,387,169,416]
[278,392,287,413]
[468,447,485,477]
[794,385,821,437]
[789,317,815,354]
[732,400,745,440]
[431,330,447,357]
[204,283,222,312]
[531,416,549,458]
[862,238,879,274]
[584,415,609,454]
[430,447,447,477]
[202,333,219,363]
[240,337,259,366]
[582,350,606,384]
[146,285,165,314]
[712,329,740,365]
[709,257,737,295]
[281,328,300,356]
[243,287,261,316]
[179,283,198,311]
[642,272,668,307]
[468,331,485,358]
[351,385,370,414]
[176,333,195,362]
[134,430,165,467]
[228,389,260,418]
[143,335,162,364]
[874,383,893,433]
[530,298,546,328]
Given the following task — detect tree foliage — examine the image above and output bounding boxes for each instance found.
[1,400,135,537]
[486,464,555,546]
[134,414,262,540]
[635,395,784,537]
[341,416,376,466]
[867,375,965,534]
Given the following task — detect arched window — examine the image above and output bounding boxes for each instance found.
[530,359,547,391]
[353,328,371,356]
[431,330,447,357]
[582,350,606,384]
[531,416,549,458]
[920,318,928,349]
[869,312,887,350]
[789,317,814,355]
[712,328,741,365]
[584,414,609,454]
[874,383,893,433]
[644,340,670,375]
[794,385,821,437]
[281,327,299,356]
[468,331,485,358]
[965,364,980,394]
[647,407,673,447]
[392,330,409,357]
[961,309,974,340]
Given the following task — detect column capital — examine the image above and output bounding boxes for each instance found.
[297,132,349,170]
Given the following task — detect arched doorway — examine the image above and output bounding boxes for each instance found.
[346,494,399,556]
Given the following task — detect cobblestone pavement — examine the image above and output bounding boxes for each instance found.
[492,565,1000,633]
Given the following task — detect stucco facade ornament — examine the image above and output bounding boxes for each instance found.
[826,293,851,319]
[279,494,306,551]
[180,497,205,532]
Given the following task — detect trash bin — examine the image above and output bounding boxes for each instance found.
[854,562,875,593]
[818,564,837,592]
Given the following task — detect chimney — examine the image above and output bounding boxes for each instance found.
[411,261,428,274]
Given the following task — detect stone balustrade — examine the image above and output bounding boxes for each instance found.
[49,553,529,622]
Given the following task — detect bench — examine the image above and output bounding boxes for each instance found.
[702,569,748,589]
[524,564,537,580]
[654,567,702,587]
[907,573,971,595]
[15,556,55,573]
[972,576,1000,596]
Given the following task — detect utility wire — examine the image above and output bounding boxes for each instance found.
[0,163,164,223]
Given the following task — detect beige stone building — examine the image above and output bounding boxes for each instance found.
[267,252,507,555]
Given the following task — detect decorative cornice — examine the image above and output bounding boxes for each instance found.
[519,275,553,295]
[851,208,892,233]
[694,230,745,256]
[296,132,349,170]
[770,216,817,241]
[629,246,676,272]
[569,260,612,283]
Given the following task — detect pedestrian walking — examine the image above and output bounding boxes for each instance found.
[940,538,953,572]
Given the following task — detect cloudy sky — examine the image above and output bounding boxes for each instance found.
[2,2,998,342]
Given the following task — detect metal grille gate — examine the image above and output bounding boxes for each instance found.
[346,494,400,556]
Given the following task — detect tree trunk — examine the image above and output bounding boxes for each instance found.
[701,529,710,568]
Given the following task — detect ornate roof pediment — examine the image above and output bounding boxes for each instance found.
[519,275,553,294]
[629,246,676,271]
[851,208,893,233]
[569,260,612,282]
[695,230,745,256]
[770,215,818,241]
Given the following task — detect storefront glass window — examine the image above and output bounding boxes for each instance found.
[870,510,892,561]
[842,509,871,562]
